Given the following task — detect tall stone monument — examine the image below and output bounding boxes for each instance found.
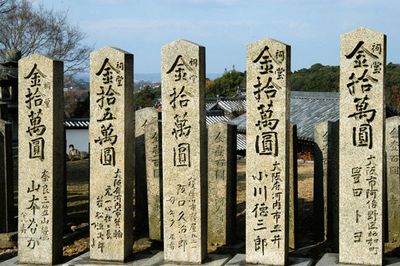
[207,122,237,247]
[314,120,339,250]
[18,54,64,264]
[0,120,14,233]
[339,28,386,265]
[135,107,158,236]
[161,39,207,263]
[89,47,134,261]
[246,39,290,265]
[145,120,163,241]
[386,116,400,243]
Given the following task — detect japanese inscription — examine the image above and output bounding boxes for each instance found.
[89,47,134,261]
[386,117,400,243]
[18,54,64,264]
[135,107,159,235]
[207,123,236,246]
[145,120,163,241]
[246,39,290,265]
[161,40,206,264]
[339,28,385,265]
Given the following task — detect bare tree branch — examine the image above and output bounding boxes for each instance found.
[0,0,91,76]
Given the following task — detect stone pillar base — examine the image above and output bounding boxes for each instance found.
[225,254,313,266]
[60,252,230,265]
[316,253,400,266]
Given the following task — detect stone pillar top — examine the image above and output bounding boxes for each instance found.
[339,27,386,265]
[161,39,206,264]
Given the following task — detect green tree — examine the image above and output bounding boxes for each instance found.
[72,94,89,118]
[290,63,339,92]
[206,68,245,97]
[134,85,161,109]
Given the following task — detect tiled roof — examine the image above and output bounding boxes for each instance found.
[206,98,246,114]
[65,115,243,150]
[205,101,217,111]
[227,91,340,141]
[230,113,247,133]
[64,119,89,129]
[217,99,246,114]
[236,133,246,151]
[206,115,229,126]
[290,91,339,140]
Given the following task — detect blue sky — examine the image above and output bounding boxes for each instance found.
[34,0,400,74]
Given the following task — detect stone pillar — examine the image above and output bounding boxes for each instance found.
[145,120,163,241]
[289,124,298,250]
[246,39,290,265]
[339,28,386,265]
[89,47,134,261]
[135,107,158,236]
[328,121,339,252]
[314,120,339,250]
[161,39,206,263]
[207,122,237,247]
[0,120,14,233]
[0,103,8,121]
[18,54,65,264]
[386,116,400,243]
[314,122,328,242]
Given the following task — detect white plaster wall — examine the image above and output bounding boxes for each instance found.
[66,129,88,153]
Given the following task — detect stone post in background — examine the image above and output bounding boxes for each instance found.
[0,103,8,121]
[161,39,207,263]
[145,119,163,241]
[0,120,14,233]
[289,124,298,250]
[386,116,400,243]
[89,47,134,261]
[313,120,339,250]
[18,54,65,264]
[135,107,158,236]
[207,122,237,247]
[246,39,290,265]
[339,28,385,264]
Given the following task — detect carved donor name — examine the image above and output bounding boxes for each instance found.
[246,39,290,265]
[18,54,64,264]
[339,28,386,265]
[89,47,134,261]
[161,39,206,264]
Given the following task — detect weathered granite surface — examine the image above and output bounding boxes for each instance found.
[145,120,163,241]
[18,54,65,264]
[339,28,386,265]
[207,122,237,247]
[246,39,290,265]
[161,39,207,263]
[89,47,134,261]
[226,254,312,266]
[135,107,159,236]
[386,116,400,243]
[316,253,400,266]
[314,120,339,251]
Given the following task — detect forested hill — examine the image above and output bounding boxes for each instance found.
[205,63,400,109]
[133,63,400,109]
[291,63,400,109]
[291,63,339,92]
[291,62,400,92]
